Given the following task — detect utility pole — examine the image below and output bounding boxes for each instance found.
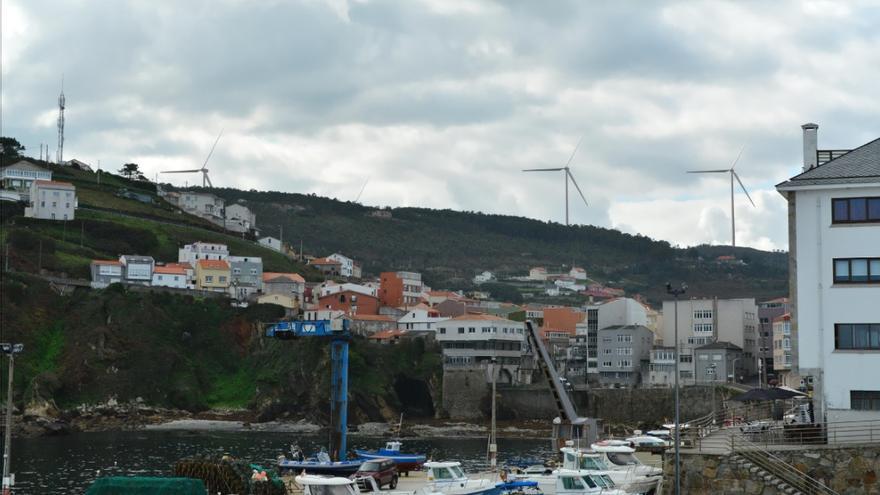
[666,282,687,495]
[2,343,24,495]
[488,357,498,471]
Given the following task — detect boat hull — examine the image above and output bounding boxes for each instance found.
[277,460,363,476]
[354,449,426,472]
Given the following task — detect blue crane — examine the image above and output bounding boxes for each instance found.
[266,319,351,461]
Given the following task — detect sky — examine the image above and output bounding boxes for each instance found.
[3,0,879,251]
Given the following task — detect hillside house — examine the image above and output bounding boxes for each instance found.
[65,159,94,172]
[24,180,77,220]
[170,191,225,223]
[529,267,548,281]
[257,293,298,316]
[319,282,376,298]
[119,255,155,285]
[328,253,356,278]
[195,259,231,292]
[396,303,449,331]
[262,272,306,303]
[152,264,189,289]
[309,257,342,277]
[90,260,123,288]
[225,203,256,233]
[379,271,424,307]
[317,290,380,315]
[178,242,229,265]
[569,267,587,280]
[229,255,263,299]
[541,306,586,340]
[0,160,51,200]
[258,236,282,252]
[473,271,494,284]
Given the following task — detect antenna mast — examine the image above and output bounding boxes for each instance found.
[56,77,66,164]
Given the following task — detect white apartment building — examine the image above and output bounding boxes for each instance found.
[25,180,77,220]
[776,123,880,422]
[1,160,52,200]
[435,314,530,385]
[328,253,355,278]
[661,298,759,383]
[178,242,230,266]
[396,303,450,331]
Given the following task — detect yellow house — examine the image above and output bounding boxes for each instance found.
[256,293,298,316]
[195,259,231,292]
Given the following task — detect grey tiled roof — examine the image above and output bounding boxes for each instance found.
[777,136,880,189]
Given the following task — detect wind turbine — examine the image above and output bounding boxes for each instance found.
[162,130,223,187]
[686,146,755,247]
[523,138,589,226]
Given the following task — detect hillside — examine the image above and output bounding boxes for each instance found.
[206,188,789,303]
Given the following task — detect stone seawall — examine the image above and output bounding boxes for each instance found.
[664,447,880,494]
[441,369,489,420]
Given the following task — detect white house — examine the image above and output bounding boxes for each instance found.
[396,303,450,331]
[90,260,123,288]
[598,297,649,330]
[172,191,225,222]
[258,236,282,252]
[152,264,189,289]
[529,267,548,281]
[569,267,587,280]
[328,253,355,278]
[319,282,376,298]
[178,242,229,266]
[0,160,52,200]
[473,271,494,284]
[554,277,586,292]
[24,180,77,220]
[776,123,880,422]
[225,203,256,233]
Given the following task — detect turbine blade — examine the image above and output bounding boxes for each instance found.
[162,169,203,173]
[563,136,584,168]
[730,145,746,170]
[567,170,588,207]
[733,171,755,207]
[205,173,213,188]
[523,168,565,172]
[686,169,729,174]
[202,129,224,170]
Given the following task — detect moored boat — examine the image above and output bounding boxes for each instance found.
[355,441,427,473]
[278,446,363,476]
[424,461,501,495]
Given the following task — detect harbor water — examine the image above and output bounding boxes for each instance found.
[6,431,563,493]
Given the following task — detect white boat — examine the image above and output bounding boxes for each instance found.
[424,461,502,495]
[558,447,660,495]
[296,473,369,495]
[589,442,663,489]
[622,436,668,450]
[516,470,626,495]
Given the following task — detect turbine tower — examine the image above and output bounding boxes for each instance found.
[523,138,589,226]
[686,146,755,247]
[162,130,223,187]
[56,78,66,164]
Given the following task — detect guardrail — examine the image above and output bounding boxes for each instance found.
[733,435,839,495]
[736,418,880,448]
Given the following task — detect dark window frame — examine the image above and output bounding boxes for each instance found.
[851,390,880,411]
[834,323,880,350]
[833,257,880,284]
[832,196,880,224]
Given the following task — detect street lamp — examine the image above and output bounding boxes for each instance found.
[1,343,24,495]
[707,363,717,423]
[666,282,687,495]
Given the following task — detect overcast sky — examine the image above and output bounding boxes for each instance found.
[3,0,879,250]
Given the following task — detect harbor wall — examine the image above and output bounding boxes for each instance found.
[666,447,880,494]
[493,386,725,425]
[441,368,490,420]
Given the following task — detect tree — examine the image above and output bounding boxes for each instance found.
[0,137,25,159]
[119,163,140,180]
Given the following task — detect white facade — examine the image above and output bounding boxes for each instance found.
[225,203,256,233]
[473,271,494,284]
[396,304,450,331]
[258,236,282,252]
[24,181,77,220]
[0,160,52,198]
[436,315,529,384]
[598,298,649,330]
[529,267,548,281]
[152,268,188,289]
[569,267,587,280]
[178,242,229,266]
[319,282,376,298]
[777,125,880,421]
[177,191,225,220]
[328,253,355,277]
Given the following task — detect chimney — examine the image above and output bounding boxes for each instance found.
[802,122,819,171]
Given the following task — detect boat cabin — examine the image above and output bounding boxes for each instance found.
[425,461,468,482]
[554,472,618,495]
[384,441,402,453]
[296,474,360,495]
[560,448,611,471]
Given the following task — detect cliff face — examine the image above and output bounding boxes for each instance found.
[0,273,441,423]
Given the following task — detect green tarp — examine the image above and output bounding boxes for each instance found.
[85,477,207,495]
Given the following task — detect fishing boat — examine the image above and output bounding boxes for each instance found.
[277,446,363,476]
[559,447,660,495]
[589,441,663,483]
[424,461,502,495]
[355,441,427,473]
[513,469,627,495]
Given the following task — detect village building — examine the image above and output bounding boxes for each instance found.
[436,314,531,385]
[379,271,424,307]
[228,255,263,299]
[258,236,282,252]
[528,267,548,281]
[0,160,52,201]
[318,282,376,298]
[772,313,793,386]
[178,242,229,265]
[24,180,77,220]
[327,253,356,278]
[569,266,587,280]
[195,259,231,292]
[119,255,155,285]
[694,341,744,385]
[597,325,654,387]
[396,303,449,331]
[90,260,124,288]
[152,264,189,289]
[257,293,298,316]
[349,314,397,336]
[224,203,256,233]
[309,257,342,277]
[262,272,306,304]
[316,290,380,316]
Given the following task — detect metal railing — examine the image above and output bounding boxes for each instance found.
[736,418,880,447]
[732,435,839,495]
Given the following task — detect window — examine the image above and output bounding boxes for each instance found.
[468,327,476,334]
[617,335,632,343]
[603,348,612,355]
[834,258,880,283]
[698,354,708,361]
[458,327,465,334]
[833,197,880,223]
[602,361,612,367]
[617,359,632,368]
[205,275,213,282]
[439,328,446,334]
[40,201,45,207]
[617,347,632,355]
[680,354,693,363]
[851,391,880,411]
[52,201,57,207]
[157,275,163,281]
[694,310,713,319]
[561,477,584,490]
[219,276,227,283]
[694,323,713,333]
[835,324,880,350]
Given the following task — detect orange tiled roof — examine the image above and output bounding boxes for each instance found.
[154,265,187,275]
[197,259,229,270]
[34,180,75,188]
[263,272,305,283]
[310,257,341,266]
[369,329,407,340]
[92,259,122,266]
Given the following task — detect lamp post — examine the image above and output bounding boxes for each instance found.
[666,282,687,495]
[708,363,717,423]
[2,343,24,495]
